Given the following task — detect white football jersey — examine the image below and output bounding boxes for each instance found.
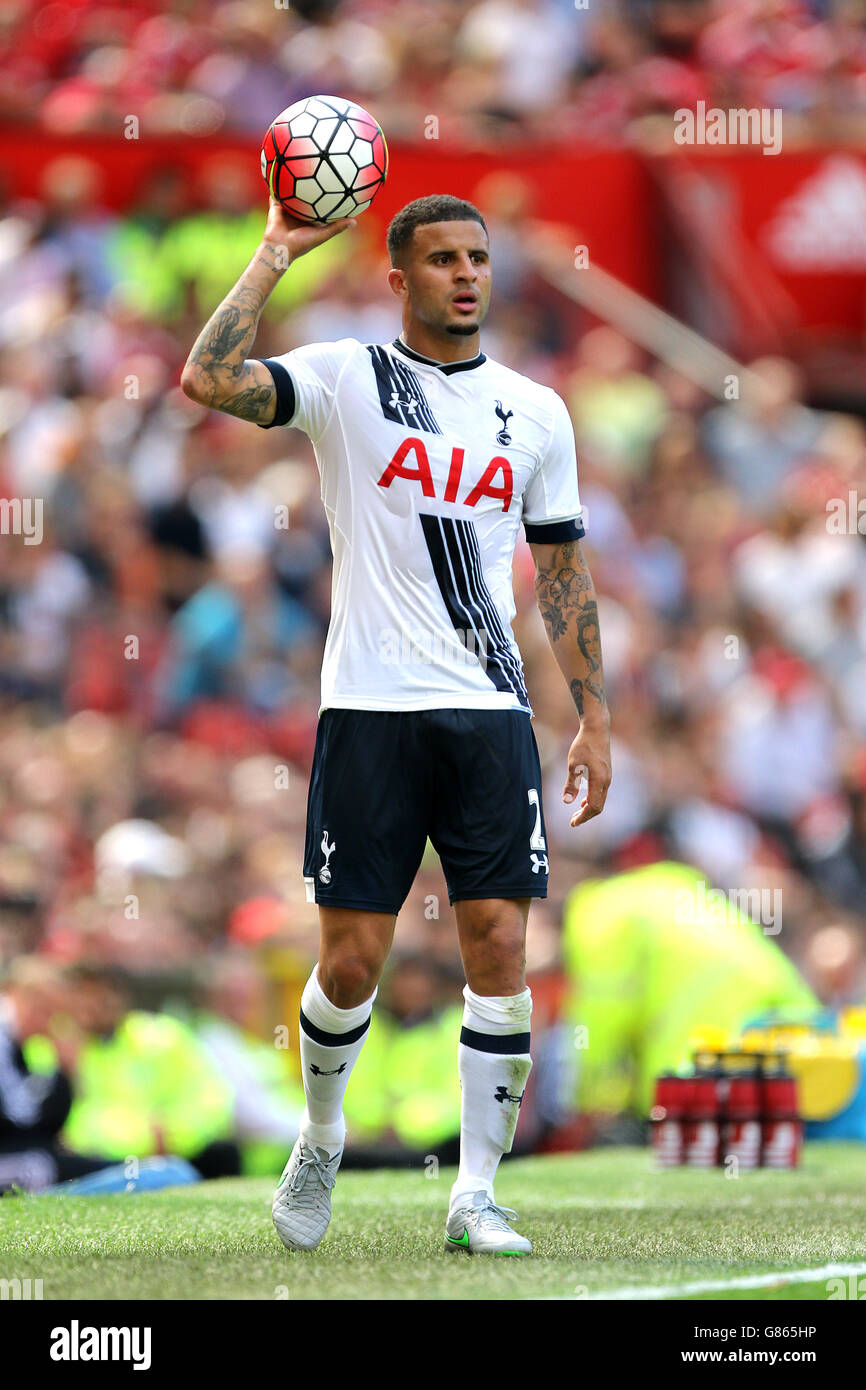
[260,336,583,714]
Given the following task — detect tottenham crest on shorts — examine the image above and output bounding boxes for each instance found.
[319,830,336,883]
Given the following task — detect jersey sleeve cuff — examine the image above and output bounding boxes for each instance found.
[256,358,297,429]
[523,517,585,543]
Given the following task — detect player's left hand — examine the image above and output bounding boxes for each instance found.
[563,723,611,827]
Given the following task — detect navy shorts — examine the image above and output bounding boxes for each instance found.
[302,707,549,914]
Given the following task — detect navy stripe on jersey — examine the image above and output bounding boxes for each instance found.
[419,513,530,709]
[454,519,530,706]
[366,345,442,434]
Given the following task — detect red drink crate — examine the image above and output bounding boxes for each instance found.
[649,1075,691,1167]
[720,1071,762,1171]
[683,1070,722,1168]
[761,1063,802,1169]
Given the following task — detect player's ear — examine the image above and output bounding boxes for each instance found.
[387,266,408,299]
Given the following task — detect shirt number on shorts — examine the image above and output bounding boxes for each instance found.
[528,788,546,851]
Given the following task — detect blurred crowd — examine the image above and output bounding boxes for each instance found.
[1,97,865,1169]
[2,0,866,147]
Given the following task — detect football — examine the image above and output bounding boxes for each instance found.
[261,94,388,224]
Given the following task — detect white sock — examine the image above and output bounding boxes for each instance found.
[450,985,532,1209]
[298,965,376,1152]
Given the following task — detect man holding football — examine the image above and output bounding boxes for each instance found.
[182,193,611,1256]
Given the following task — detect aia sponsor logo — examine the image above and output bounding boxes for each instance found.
[378,436,514,512]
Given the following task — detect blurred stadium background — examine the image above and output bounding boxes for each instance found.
[1,0,865,1186]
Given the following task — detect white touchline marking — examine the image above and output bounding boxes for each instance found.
[542,1261,866,1301]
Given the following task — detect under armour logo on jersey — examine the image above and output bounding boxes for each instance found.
[494,400,513,445]
[530,852,549,874]
[367,344,442,434]
[310,1062,348,1076]
[319,830,336,884]
[494,1085,525,1105]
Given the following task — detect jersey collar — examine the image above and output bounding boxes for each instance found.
[392,337,486,375]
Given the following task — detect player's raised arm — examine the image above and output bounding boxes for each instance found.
[180,200,356,424]
[530,535,612,827]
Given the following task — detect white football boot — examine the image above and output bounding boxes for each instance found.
[444,1189,532,1256]
[272,1137,343,1251]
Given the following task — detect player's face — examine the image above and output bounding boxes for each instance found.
[395,221,491,338]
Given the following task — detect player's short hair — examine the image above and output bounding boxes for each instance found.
[386,195,488,266]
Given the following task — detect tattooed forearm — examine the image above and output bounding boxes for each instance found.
[198,305,255,364]
[181,242,288,423]
[534,542,593,641]
[532,538,609,722]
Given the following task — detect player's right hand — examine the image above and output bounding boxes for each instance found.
[563,724,611,828]
[263,198,356,261]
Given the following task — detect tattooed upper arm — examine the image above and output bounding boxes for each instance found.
[181,283,277,424]
[183,357,276,425]
[213,361,277,424]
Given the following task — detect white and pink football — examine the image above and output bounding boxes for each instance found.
[261,94,389,224]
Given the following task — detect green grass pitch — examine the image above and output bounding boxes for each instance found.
[2,1143,865,1301]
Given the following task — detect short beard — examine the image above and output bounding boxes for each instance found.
[446,323,480,336]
